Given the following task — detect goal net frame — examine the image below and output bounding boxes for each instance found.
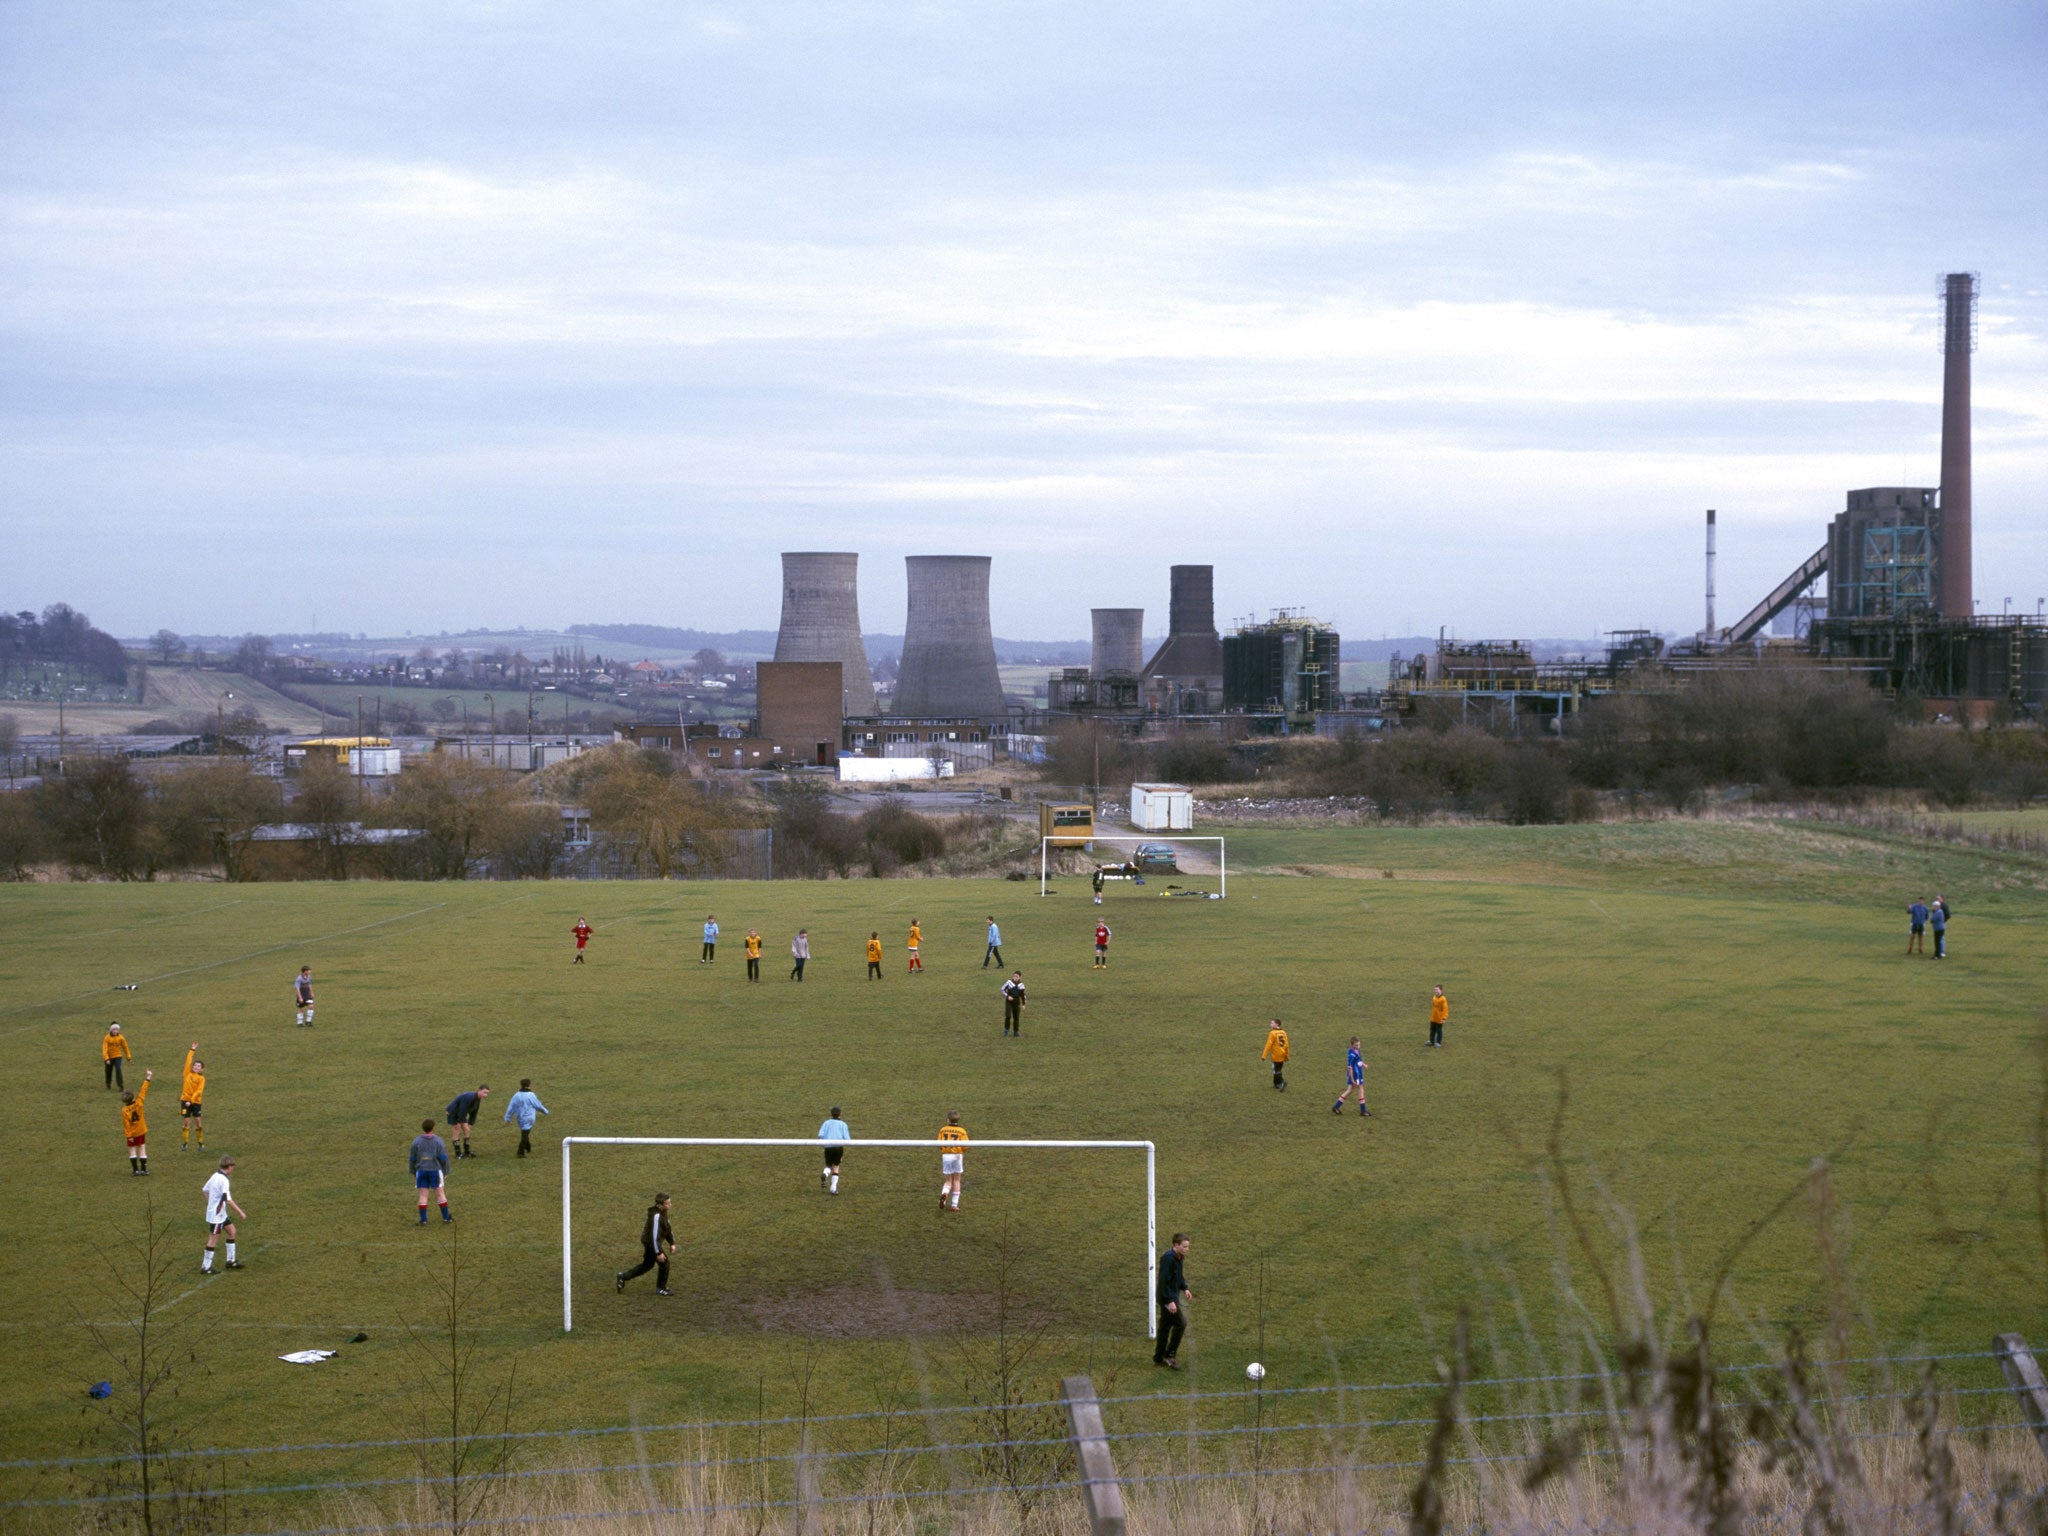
[1039,834,1227,899]
[560,1136,1158,1335]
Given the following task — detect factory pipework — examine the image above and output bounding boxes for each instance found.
[1938,272,1976,619]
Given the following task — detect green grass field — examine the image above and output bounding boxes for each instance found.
[4,819,2046,1518]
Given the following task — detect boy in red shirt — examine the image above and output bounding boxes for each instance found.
[1093,922,1111,969]
[572,920,593,963]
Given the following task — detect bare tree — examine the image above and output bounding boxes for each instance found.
[401,1228,518,1535]
[150,630,186,664]
[79,1196,223,1535]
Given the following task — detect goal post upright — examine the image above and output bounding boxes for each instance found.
[560,1137,1157,1337]
[1038,834,1227,899]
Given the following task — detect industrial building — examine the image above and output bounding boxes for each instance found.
[1143,565,1225,711]
[773,552,877,715]
[1222,611,1342,717]
[893,555,1007,717]
[756,661,844,765]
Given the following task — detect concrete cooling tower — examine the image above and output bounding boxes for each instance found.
[774,552,877,715]
[1143,564,1224,685]
[1091,609,1145,677]
[893,555,1005,716]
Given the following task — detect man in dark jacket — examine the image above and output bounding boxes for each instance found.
[616,1193,676,1297]
[1153,1233,1192,1368]
[445,1085,489,1159]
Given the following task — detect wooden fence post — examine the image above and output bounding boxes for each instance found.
[1994,1334,2048,1465]
[1062,1374,1127,1536]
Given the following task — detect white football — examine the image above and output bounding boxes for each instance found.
[1246,1362,1265,1381]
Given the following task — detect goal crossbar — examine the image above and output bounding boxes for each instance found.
[560,1136,1157,1335]
[1039,834,1226,898]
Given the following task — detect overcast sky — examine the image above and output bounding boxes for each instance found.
[4,1,2044,642]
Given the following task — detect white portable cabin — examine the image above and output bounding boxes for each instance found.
[1129,782,1193,831]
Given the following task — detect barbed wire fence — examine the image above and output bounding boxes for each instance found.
[7,1338,2047,1535]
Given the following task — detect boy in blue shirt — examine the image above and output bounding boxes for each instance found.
[1332,1038,1370,1118]
[1906,899,1928,955]
[503,1078,549,1158]
[410,1120,452,1224]
[817,1107,850,1194]
[701,915,719,963]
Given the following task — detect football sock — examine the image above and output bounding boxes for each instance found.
[419,1209,429,1224]
[225,1242,236,1262]
[829,1175,839,1192]
[442,1208,453,1222]
[202,1251,213,1271]
[950,1194,960,1209]
[130,1156,139,1171]
[182,1129,189,1145]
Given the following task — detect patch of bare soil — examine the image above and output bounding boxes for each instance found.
[716,1287,1053,1338]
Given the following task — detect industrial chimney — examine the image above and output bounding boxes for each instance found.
[1142,565,1225,686]
[1090,609,1144,677]
[1705,509,1717,639]
[774,553,877,715]
[893,556,1005,716]
[1937,272,1976,619]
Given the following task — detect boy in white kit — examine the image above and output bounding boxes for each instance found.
[201,1156,247,1273]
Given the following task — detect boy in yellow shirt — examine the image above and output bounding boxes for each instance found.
[866,932,884,980]
[181,1042,207,1149]
[744,928,763,983]
[1260,1020,1290,1091]
[907,921,923,974]
[1429,986,1449,1048]
[937,1112,968,1211]
[102,1023,132,1090]
[122,1070,154,1175]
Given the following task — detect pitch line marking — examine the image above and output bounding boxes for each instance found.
[0,903,450,1029]
[0,898,251,947]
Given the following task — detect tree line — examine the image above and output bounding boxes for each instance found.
[1044,664,2048,823]
[0,603,130,685]
[0,744,969,882]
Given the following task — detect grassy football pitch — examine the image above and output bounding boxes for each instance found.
[3,818,2045,1511]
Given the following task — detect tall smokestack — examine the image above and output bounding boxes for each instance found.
[1705,509,1717,638]
[1142,564,1225,685]
[893,556,1005,716]
[1938,272,1976,619]
[774,553,877,715]
[1090,609,1144,677]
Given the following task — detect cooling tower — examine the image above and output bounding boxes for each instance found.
[1143,564,1224,683]
[1091,609,1145,677]
[893,556,1005,716]
[774,552,876,715]
[1937,273,1975,620]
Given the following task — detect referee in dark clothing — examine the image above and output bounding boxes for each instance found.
[1153,1233,1192,1368]
[616,1193,676,1297]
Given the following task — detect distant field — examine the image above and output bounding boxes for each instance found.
[284,681,638,730]
[1933,806,2048,836]
[4,818,2044,1524]
[0,667,325,736]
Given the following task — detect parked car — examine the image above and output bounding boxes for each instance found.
[1133,842,1179,872]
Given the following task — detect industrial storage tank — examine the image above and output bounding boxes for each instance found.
[1091,609,1145,677]
[893,555,1006,716]
[774,552,877,715]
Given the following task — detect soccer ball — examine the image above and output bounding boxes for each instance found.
[1245,1362,1265,1382]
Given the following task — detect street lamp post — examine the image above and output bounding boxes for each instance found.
[484,693,495,769]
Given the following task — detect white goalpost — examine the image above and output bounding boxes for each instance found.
[1039,834,1227,898]
[560,1137,1157,1335]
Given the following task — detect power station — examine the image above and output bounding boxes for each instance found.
[773,552,877,715]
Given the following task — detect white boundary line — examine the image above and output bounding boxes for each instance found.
[1039,835,1227,899]
[561,1137,1157,1338]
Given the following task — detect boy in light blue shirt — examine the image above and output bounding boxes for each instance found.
[818,1108,851,1195]
[503,1078,549,1158]
[701,916,719,963]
